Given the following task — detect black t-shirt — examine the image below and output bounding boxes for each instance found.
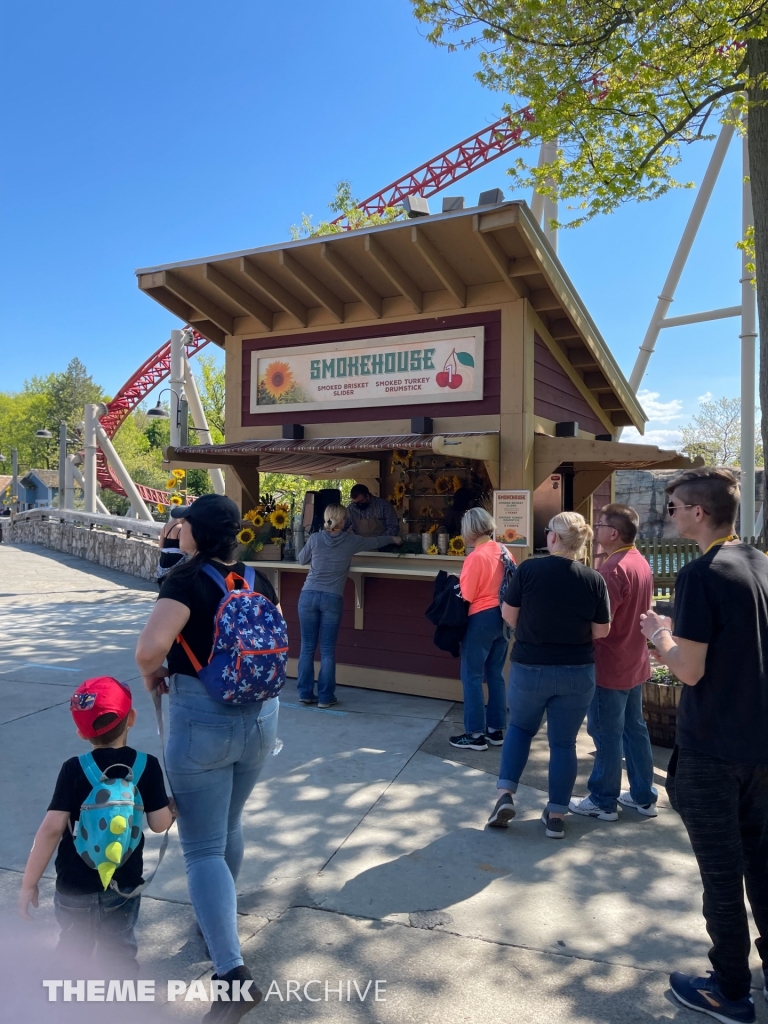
[48,746,169,895]
[673,542,768,764]
[158,560,278,677]
[506,555,611,665]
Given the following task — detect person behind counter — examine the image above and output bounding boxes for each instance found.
[346,483,399,537]
[297,504,402,708]
[449,507,510,752]
[440,487,479,539]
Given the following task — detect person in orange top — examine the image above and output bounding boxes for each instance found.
[450,507,512,751]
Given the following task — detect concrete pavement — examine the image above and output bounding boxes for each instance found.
[1,541,765,1023]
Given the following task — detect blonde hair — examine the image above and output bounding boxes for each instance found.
[461,507,495,544]
[548,511,592,560]
[324,504,346,531]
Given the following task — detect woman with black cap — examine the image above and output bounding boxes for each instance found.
[136,493,279,1022]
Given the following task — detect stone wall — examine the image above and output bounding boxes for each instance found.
[614,468,764,539]
[1,518,159,581]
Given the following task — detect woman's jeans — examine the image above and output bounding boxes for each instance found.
[166,673,279,976]
[459,607,508,735]
[498,662,595,813]
[297,588,344,703]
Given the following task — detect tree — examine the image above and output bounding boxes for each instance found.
[682,396,742,464]
[290,180,404,238]
[195,355,226,442]
[411,1,768,505]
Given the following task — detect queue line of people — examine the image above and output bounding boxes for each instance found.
[16,468,768,1024]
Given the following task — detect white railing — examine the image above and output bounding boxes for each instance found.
[8,507,162,541]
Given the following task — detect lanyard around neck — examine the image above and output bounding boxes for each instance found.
[609,544,634,556]
[703,534,739,555]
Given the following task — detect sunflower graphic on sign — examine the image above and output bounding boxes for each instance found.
[257,359,308,405]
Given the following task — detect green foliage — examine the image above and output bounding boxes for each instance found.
[196,354,225,441]
[410,1,766,226]
[290,180,405,238]
[681,396,764,466]
[256,474,353,508]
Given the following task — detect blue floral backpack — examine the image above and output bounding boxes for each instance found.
[176,564,289,704]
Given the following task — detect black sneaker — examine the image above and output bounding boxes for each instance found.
[449,732,488,751]
[541,811,565,839]
[299,696,318,705]
[485,729,504,746]
[487,793,516,828]
[202,965,262,1022]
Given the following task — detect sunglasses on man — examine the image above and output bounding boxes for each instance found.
[667,501,708,517]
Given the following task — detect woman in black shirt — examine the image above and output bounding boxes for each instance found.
[486,512,611,840]
[136,493,279,1020]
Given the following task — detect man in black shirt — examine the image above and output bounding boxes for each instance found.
[18,677,172,973]
[641,467,768,1024]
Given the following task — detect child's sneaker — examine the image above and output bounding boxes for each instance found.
[669,971,755,1023]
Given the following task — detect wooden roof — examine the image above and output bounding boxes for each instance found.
[136,202,646,431]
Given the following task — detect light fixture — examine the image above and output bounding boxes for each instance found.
[35,429,53,439]
[403,196,430,218]
[147,400,170,419]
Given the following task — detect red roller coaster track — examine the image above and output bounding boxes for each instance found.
[101,106,534,506]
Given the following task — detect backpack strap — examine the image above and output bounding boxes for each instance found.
[199,562,230,594]
[78,752,104,788]
[131,751,147,786]
[243,566,256,590]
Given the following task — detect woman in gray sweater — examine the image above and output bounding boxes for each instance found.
[297,504,400,707]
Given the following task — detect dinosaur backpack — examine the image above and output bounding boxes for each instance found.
[72,752,147,891]
[176,564,289,705]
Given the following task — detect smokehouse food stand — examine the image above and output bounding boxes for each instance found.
[139,201,694,700]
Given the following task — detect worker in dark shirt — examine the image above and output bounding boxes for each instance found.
[641,467,768,1024]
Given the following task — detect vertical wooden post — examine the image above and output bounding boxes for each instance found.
[498,299,535,559]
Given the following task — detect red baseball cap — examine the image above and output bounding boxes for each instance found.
[70,677,132,738]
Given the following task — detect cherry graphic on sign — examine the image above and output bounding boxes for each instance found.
[435,348,474,388]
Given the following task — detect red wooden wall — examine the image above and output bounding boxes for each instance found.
[533,334,605,435]
[242,311,501,429]
[280,572,461,680]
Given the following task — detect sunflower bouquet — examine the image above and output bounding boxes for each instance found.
[237,494,292,558]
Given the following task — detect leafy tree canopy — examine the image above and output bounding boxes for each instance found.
[291,180,404,238]
[411,1,766,225]
[680,395,764,465]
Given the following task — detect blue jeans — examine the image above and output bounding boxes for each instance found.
[460,607,508,734]
[498,662,595,813]
[54,888,140,973]
[587,683,656,812]
[297,588,344,703]
[166,673,279,976]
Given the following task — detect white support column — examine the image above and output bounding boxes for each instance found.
[70,460,110,515]
[170,329,184,449]
[58,422,67,508]
[64,455,76,510]
[94,421,154,521]
[182,353,226,495]
[83,404,98,513]
[740,129,757,536]
[627,120,736,396]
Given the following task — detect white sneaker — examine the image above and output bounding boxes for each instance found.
[568,796,619,821]
[618,789,658,817]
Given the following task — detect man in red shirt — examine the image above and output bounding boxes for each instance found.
[570,504,657,820]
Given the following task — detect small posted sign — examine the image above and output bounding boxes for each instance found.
[493,490,531,548]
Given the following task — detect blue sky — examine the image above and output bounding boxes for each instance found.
[1,0,750,447]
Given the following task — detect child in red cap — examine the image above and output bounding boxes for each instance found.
[18,677,173,974]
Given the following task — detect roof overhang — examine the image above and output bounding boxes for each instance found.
[137,202,646,432]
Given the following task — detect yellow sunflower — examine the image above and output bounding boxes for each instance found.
[393,481,406,500]
[169,495,183,506]
[237,527,256,545]
[452,475,462,492]
[271,536,285,545]
[427,544,439,555]
[172,469,186,480]
[504,527,519,543]
[250,513,265,528]
[435,476,452,495]
[262,361,294,398]
[243,509,258,522]
[269,509,289,530]
[166,478,178,489]
[428,522,438,533]
[156,503,166,513]
[275,502,290,512]
[448,535,466,555]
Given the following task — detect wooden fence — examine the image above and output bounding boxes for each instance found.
[635,536,766,596]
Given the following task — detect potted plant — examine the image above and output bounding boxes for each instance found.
[642,664,682,748]
[236,495,290,562]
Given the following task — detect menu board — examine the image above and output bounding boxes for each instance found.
[493,490,531,548]
[249,327,484,413]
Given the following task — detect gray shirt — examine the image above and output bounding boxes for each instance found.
[345,494,400,536]
[298,530,392,595]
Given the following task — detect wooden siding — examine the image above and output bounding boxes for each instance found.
[242,311,501,428]
[280,572,461,680]
[533,334,604,434]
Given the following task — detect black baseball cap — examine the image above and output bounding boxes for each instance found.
[170,493,241,530]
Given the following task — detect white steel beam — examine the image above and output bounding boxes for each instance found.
[659,306,742,329]
[94,421,154,521]
[740,130,757,536]
[83,404,98,513]
[69,459,109,515]
[182,351,226,495]
[170,329,184,449]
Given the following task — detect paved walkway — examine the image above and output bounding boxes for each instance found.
[1,542,765,1022]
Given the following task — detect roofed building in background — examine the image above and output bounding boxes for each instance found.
[18,470,59,510]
